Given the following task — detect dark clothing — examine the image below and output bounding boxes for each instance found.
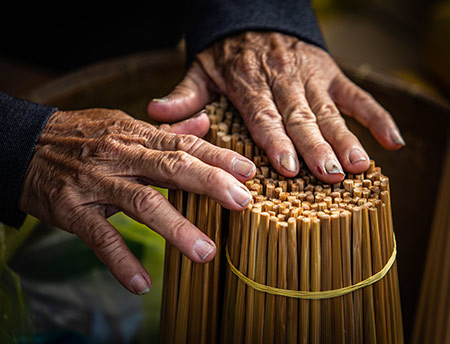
[0,0,325,227]
[0,93,58,227]
[184,0,326,65]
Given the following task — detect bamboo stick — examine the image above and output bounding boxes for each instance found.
[221,208,243,344]
[310,218,321,344]
[377,202,393,344]
[381,191,404,343]
[174,192,197,343]
[244,207,261,343]
[300,217,311,344]
[319,213,332,343]
[436,211,450,343]
[287,217,298,344]
[200,197,213,344]
[160,190,182,344]
[361,205,377,344]
[263,216,279,344]
[233,206,252,343]
[340,210,355,343]
[381,202,398,344]
[210,202,222,343]
[254,212,270,343]
[201,198,215,342]
[275,221,288,343]
[352,206,364,344]
[369,206,388,344]
[188,195,208,342]
[331,213,345,343]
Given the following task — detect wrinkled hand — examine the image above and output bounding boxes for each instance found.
[19,109,255,295]
[148,32,405,183]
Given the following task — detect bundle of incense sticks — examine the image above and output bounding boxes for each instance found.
[412,137,450,344]
[159,97,404,343]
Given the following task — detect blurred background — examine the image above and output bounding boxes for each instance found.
[1,0,449,100]
[314,0,450,100]
[1,0,449,343]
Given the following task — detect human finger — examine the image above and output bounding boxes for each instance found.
[147,61,216,123]
[226,82,299,177]
[271,76,345,183]
[158,110,210,137]
[305,80,370,174]
[330,74,405,150]
[107,180,218,263]
[114,145,253,209]
[71,208,152,295]
[145,130,256,183]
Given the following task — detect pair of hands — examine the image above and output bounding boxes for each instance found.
[19,32,403,295]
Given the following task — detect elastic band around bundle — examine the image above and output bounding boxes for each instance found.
[225,234,397,300]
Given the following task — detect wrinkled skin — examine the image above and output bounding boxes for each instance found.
[19,31,405,297]
[19,109,255,295]
[148,32,405,184]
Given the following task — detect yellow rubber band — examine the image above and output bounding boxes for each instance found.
[225,234,397,300]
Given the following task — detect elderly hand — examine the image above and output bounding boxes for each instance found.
[19,109,255,295]
[147,31,405,184]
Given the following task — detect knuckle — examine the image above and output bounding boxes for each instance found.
[314,102,339,118]
[251,108,280,126]
[132,188,164,214]
[249,110,283,138]
[171,218,192,242]
[317,111,346,130]
[204,167,223,187]
[166,150,194,176]
[175,134,202,154]
[247,111,289,149]
[232,50,259,77]
[88,226,131,266]
[354,88,375,107]
[284,107,317,127]
[94,133,121,154]
[116,118,145,134]
[65,204,86,234]
[90,226,122,256]
[267,48,295,74]
[149,129,174,150]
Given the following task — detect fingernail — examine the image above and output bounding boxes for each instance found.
[232,158,255,178]
[349,149,367,164]
[152,96,168,103]
[325,160,345,175]
[280,154,298,173]
[390,128,406,146]
[230,185,252,207]
[194,239,215,261]
[192,110,207,119]
[131,274,151,295]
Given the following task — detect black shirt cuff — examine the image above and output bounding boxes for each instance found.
[185,0,327,66]
[0,92,58,228]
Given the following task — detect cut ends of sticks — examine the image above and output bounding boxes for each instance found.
[160,96,404,344]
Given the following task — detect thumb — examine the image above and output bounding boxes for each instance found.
[159,111,211,137]
[147,61,216,123]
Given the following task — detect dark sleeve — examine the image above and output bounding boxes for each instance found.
[0,92,58,228]
[184,0,327,65]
